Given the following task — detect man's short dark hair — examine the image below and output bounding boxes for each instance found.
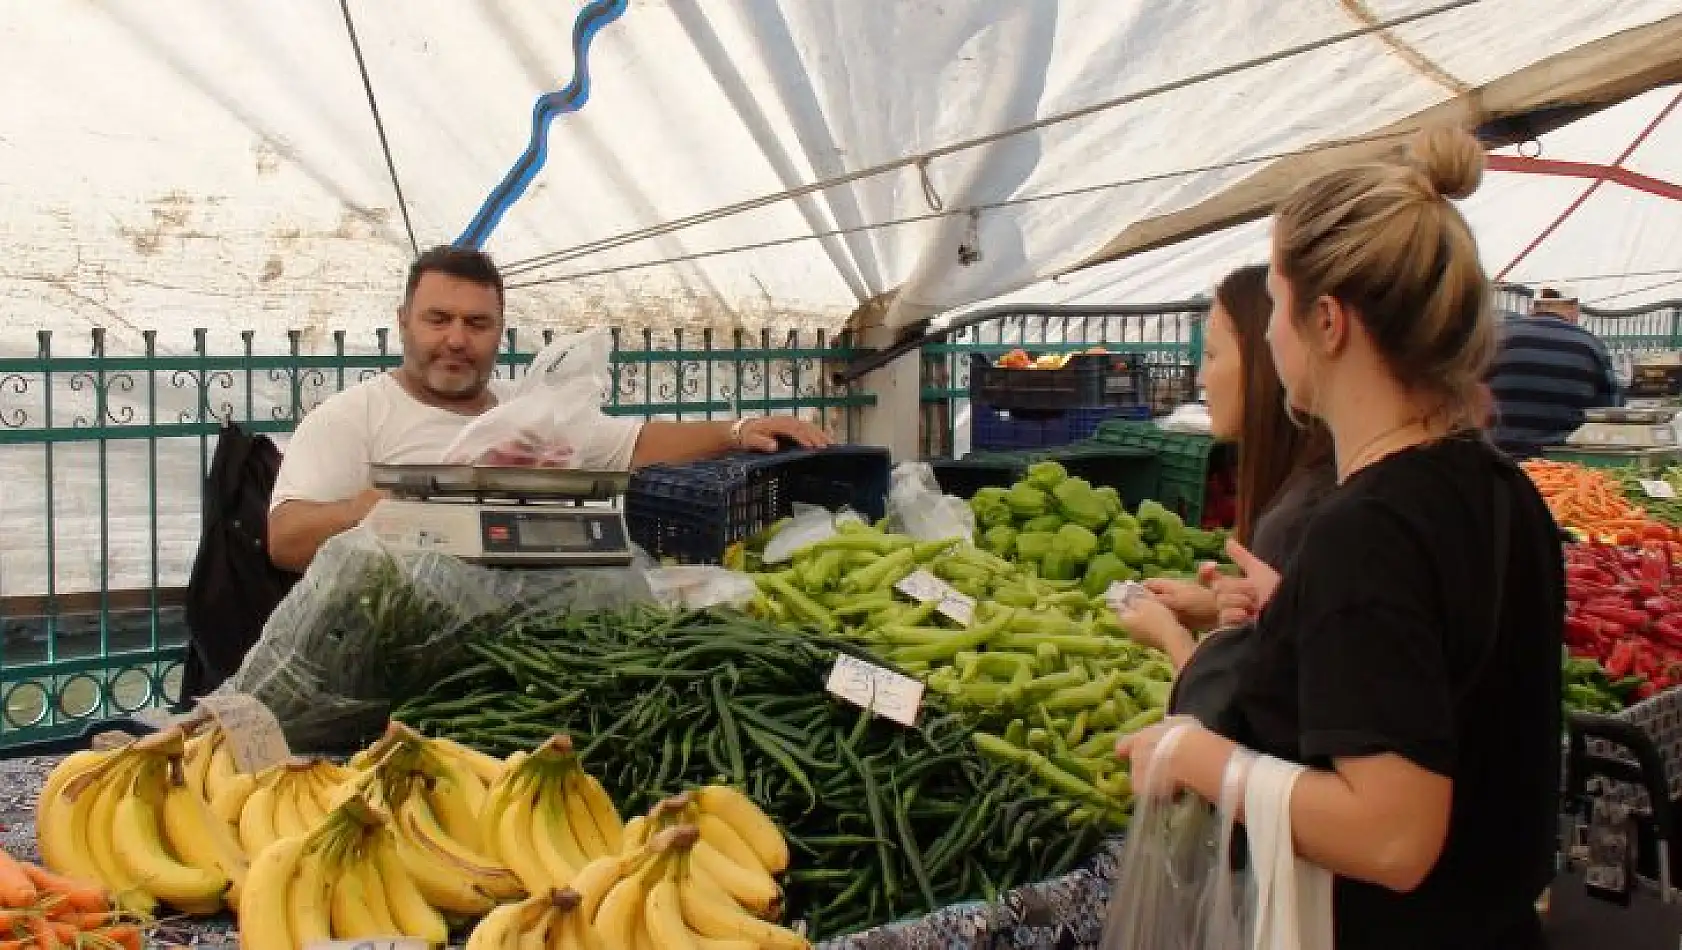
[405,245,505,308]
[1538,287,1563,300]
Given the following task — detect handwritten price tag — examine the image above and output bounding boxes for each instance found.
[893,569,976,626]
[307,934,430,941]
[825,654,925,727]
[197,693,290,774]
[1640,479,1676,500]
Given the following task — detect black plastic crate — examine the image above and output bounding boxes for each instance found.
[626,445,891,564]
[969,352,1147,412]
[929,444,1162,510]
[970,402,1151,452]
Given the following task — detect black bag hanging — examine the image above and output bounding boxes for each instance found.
[180,421,300,702]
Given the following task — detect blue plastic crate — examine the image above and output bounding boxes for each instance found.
[625,445,891,564]
[971,403,1150,452]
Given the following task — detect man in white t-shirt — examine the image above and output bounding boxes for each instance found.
[268,246,829,571]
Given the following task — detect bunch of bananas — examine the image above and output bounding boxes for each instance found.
[36,728,244,917]
[480,734,626,896]
[239,785,450,950]
[232,757,356,858]
[466,887,595,950]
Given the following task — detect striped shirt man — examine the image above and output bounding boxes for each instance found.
[1487,310,1619,457]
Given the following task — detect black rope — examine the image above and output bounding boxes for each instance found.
[337,0,420,257]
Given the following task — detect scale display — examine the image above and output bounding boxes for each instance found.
[479,510,619,555]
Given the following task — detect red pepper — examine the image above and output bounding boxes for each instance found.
[1582,603,1650,629]
[1607,640,1639,679]
[1644,596,1682,616]
[1650,618,1682,649]
[1634,681,1659,702]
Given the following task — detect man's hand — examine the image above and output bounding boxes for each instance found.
[351,487,391,520]
[269,488,390,573]
[733,416,833,453]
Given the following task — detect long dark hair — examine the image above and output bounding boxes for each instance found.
[1215,265,1334,546]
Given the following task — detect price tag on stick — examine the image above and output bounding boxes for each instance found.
[826,654,925,727]
[894,568,977,626]
[197,693,291,774]
[1639,479,1676,500]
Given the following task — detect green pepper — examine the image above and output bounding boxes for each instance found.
[1021,514,1066,534]
[1094,486,1124,520]
[1040,549,1081,582]
[1081,553,1135,597]
[1136,499,1185,545]
[1104,526,1151,566]
[1015,531,1057,563]
[982,525,1019,558]
[1005,483,1053,519]
[1053,524,1100,564]
[970,486,1014,529]
[840,546,917,593]
[1053,477,1111,531]
[1024,461,1069,493]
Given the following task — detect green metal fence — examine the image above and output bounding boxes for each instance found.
[0,325,869,748]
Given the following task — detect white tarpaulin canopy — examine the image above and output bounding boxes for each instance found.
[3,0,1681,357]
[952,82,1682,316]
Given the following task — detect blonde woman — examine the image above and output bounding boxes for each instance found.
[1118,127,1563,949]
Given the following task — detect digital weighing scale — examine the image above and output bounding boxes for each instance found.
[362,464,635,567]
[1565,407,1679,450]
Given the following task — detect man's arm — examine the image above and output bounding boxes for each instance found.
[627,416,830,468]
[268,490,386,573]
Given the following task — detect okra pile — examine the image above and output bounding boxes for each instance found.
[746,521,1172,825]
[391,607,1110,940]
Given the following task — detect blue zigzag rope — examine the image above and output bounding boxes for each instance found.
[454,0,630,250]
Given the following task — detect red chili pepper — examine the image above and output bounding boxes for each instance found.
[1582,603,1650,629]
[1607,640,1638,679]
[1644,596,1682,616]
[1634,681,1658,702]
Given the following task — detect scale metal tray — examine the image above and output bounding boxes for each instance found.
[1582,407,1678,425]
[370,464,630,502]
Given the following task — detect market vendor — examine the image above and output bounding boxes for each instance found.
[1118,127,1563,948]
[1486,287,1620,458]
[267,246,829,572]
[1124,263,1335,670]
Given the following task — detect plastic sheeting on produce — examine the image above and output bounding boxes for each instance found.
[2,1,1681,353]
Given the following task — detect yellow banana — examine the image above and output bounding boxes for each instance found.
[238,835,307,950]
[288,851,333,949]
[237,779,280,856]
[426,768,486,853]
[374,832,451,945]
[573,772,623,856]
[113,763,230,914]
[500,782,559,893]
[210,771,257,827]
[393,828,497,917]
[465,901,524,950]
[477,769,524,863]
[292,770,328,830]
[633,918,656,950]
[85,757,158,917]
[571,850,646,923]
[270,774,311,841]
[569,910,606,950]
[592,859,654,950]
[696,813,766,877]
[678,871,808,949]
[433,752,488,815]
[621,815,650,855]
[329,858,389,939]
[161,771,248,908]
[695,785,788,875]
[203,735,238,802]
[36,750,112,884]
[433,736,505,787]
[694,938,757,950]
[562,778,609,861]
[549,911,584,950]
[530,784,583,888]
[400,795,525,899]
[644,878,699,950]
[689,840,780,919]
[182,733,216,801]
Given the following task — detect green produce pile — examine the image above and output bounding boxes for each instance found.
[744,521,1163,830]
[969,462,1230,590]
[390,606,1107,940]
[1562,653,1647,715]
[1615,465,1682,525]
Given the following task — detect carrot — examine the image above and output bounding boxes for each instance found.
[21,916,71,950]
[0,853,37,909]
[0,939,35,950]
[17,867,105,915]
[44,911,114,930]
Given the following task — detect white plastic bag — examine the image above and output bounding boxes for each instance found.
[644,566,760,609]
[442,328,615,467]
[761,504,866,564]
[886,462,975,542]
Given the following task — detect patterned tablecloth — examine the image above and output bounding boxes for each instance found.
[0,753,1125,950]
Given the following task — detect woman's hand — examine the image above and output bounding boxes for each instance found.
[1115,716,1202,798]
[1113,594,1197,671]
[1211,539,1282,626]
[1142,577,1219,631]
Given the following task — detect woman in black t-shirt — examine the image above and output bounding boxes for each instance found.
[1116,127,1563,949]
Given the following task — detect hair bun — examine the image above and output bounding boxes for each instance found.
[1406,125,1485,200]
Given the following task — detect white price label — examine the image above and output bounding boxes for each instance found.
[307,934,427,941]
[1640,479,1677,499]
[197,693,290,774]
[893,568,976,626]
[826,654,925,727]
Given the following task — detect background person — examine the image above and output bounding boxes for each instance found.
[1486,286,1619,457]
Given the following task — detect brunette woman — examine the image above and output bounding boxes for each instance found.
[1118,126,1563,949]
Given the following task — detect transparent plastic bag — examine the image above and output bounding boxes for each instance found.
[225,526,655,750]
[761,504,865,564]
[645,566,759,609]
[886,462,975,542]
[442,328,615,466]
[1099,723,1252,950]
